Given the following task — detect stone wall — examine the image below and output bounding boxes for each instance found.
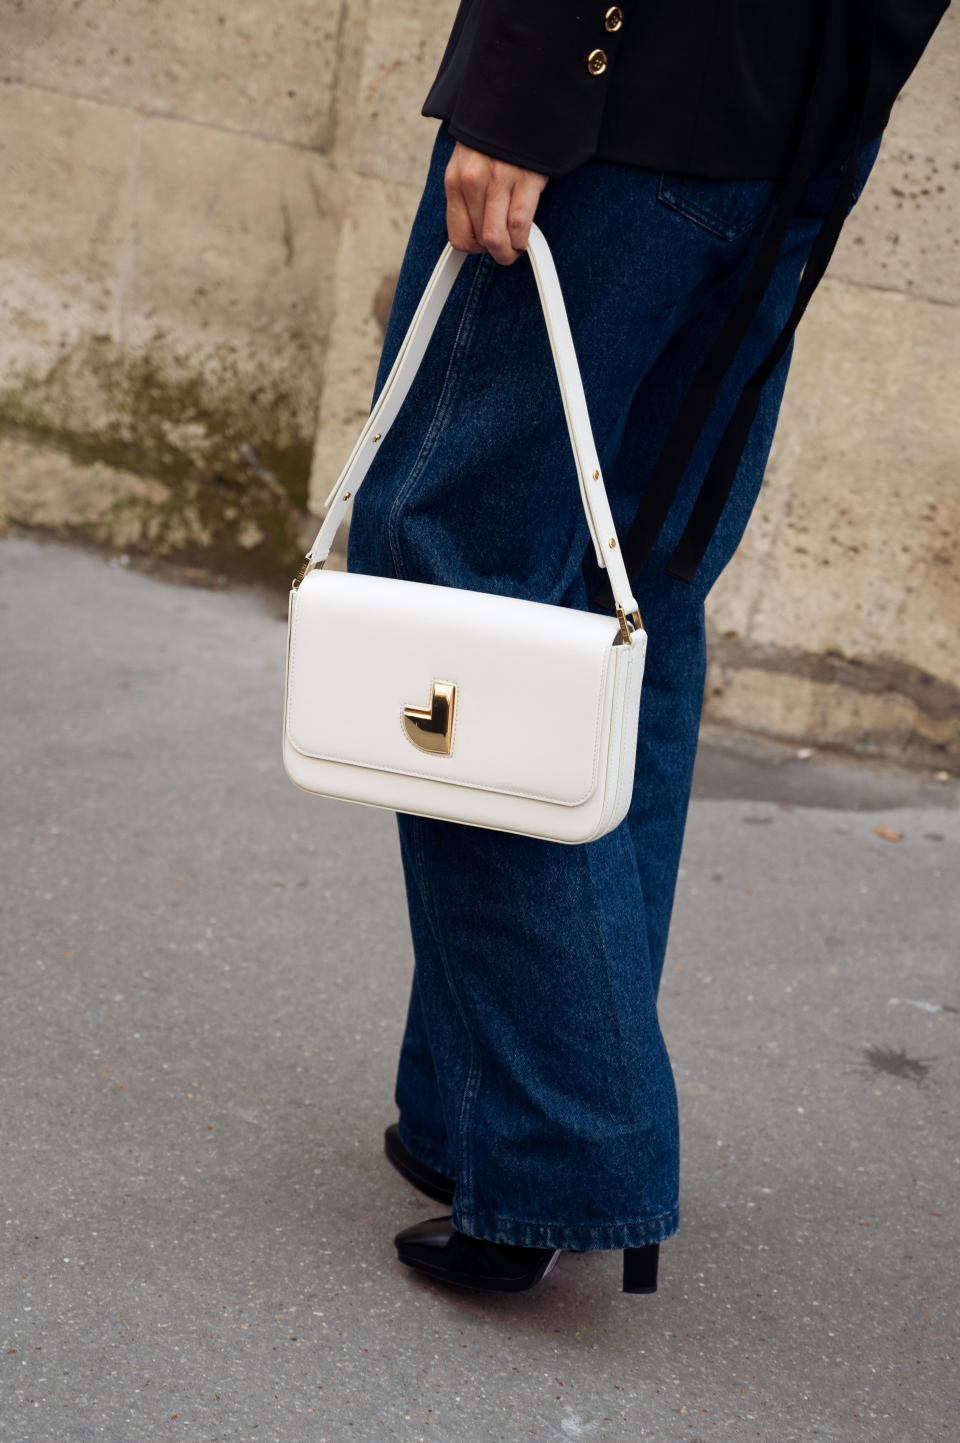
[1,2,957,764]
[0,0,389,579]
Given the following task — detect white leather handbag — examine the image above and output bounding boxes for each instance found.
[282,223,646,844]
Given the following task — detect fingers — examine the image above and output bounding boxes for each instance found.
[476,178,514,266]
[505,174,545,258]
[445,183,484,254]
[444,144,549,266]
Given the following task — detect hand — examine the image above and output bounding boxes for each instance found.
[444,142,549,266]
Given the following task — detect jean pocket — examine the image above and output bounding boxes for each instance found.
[656,171,781,241]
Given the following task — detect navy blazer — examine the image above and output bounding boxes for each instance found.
[423,1,950,179]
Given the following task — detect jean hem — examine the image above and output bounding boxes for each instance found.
[396,1116,456,1183]
[451,1204,680,1252]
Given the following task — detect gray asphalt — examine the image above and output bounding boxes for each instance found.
[1,533,957,1443]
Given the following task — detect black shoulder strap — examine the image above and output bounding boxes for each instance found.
[597,0,877,599]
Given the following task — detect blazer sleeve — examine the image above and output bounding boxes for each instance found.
[422,1,627,177]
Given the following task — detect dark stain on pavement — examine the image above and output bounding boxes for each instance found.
[862,1044,934,1085]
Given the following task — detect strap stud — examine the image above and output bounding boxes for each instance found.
[343,491,351,500]
[372,432,382,442]
[608,537,617,548]
[592,468,600,479]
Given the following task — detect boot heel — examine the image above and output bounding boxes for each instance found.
[622,1242,659,1294]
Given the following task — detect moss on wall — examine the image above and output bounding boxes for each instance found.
[0,336,316,584]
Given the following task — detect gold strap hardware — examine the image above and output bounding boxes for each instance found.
[292,554,325,589]
[616,605,644,645]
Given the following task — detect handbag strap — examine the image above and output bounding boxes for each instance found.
[295,223,642,638]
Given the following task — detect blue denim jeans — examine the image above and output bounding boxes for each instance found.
[348,123,881,1251]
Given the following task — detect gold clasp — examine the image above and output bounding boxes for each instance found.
[402,681,456,755]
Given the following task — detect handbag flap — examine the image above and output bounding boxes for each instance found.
[285,569,628,807]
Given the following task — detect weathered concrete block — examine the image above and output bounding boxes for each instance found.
[351,0,457,186]
[704,665,959,768]
[829,4,960,306]
[706,277,960,756]
[0,86,136,375]
[131,117,342,416]
[763,283,955,676]
[0,105,343,569]
[0,438,169,530]
[6,0,345,152]
[0,99,344,578]
[308,173,422,511]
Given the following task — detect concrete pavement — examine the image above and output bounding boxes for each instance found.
[1,533,957,1442]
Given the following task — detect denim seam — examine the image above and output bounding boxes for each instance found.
[409,817,483,1209]
[396,968,453,1173]
[582,837,648,1135]
[386,255,495,581]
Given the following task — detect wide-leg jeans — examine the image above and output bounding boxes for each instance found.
[347,123,881,1251]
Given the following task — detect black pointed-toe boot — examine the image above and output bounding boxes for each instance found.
[394,1216,560,1293]
[393,1216,661,1295]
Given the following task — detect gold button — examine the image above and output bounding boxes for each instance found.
[604,6,624,31]
[586,48,608,76]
